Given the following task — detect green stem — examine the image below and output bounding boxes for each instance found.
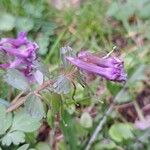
[45,30,66,63]
[133,101,145,121]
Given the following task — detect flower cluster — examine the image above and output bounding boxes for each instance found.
[67,51,127,82]
[0,32,40,83]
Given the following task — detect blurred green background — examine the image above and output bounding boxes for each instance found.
[0,0,150,150]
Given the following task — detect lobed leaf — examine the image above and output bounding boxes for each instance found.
[0,105,12,135]
[0,13,15,31]
[80,112,93,128]
[1,131,25,146]
[11,109,41,132]
[17,144,29,150]
[25,94,45,120]
[36,142,51,150]
[109,123,134,142]
[53,75,71,94]
[4,69,30,91]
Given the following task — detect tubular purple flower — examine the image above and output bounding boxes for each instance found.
[78,51,123,68]
[66,51,127,82]
[0,32,40,83]
[0,32,28,47]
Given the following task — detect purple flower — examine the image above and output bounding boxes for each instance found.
[0,32,42,84]
[135,116,150,130]
[67,51,127,82]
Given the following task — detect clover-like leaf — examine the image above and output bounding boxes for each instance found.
[0,105,12,135]
[0,105,6,134]
[114,89,131,103]
[36,34,49,55]
[0,13,15,31]
[94,139,117,150]
[11,109,41,132]
[109,123,134,142]
[17,144,29,150]
[53,75,71,94]
[16,17,34,32]
[80,112,93,128]
[127,64,146,85]
[1,131,25,146]
[25,94,45,120]
[4,69,30,91]
[36,142,51,150]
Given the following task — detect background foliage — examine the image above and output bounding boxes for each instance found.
[0,0,150,150]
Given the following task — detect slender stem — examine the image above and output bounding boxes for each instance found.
[45,30,66,63]
[11,91,25,105]
[34,80,53,94]
[6,94,31,112]
[103,46,117,58]
[85,105,114,150]
[133,101,145,121]
[6,80,53,112]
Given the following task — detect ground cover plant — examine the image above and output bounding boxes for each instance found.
[0,0,150,150]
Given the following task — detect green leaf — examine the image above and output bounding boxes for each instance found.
[94,139,117,150]
[11,109,41,132]
[23,2,44,18]
[80,112,93,128]
[36,142,51,150]
[17,144,29,150]
[0,105,6,135]
[47,109,54,128]
[50,93,62,114]
[106,82,122,95]
[0,13,15,31]
[138,3,150,18]
[114,89,131,103]
[109,123,134,142]
[127,64,146,85]
[114,64,147,103]
[25,94,45,120]
[60,110,78,150]
[36,34,49,55]
[53,75,71,94]
[57,140,67,150]
[16,17,34,32]
[0,105,12,135]
[116,3,135,21]
[66,104,75,115]
[41,21,57,36]
[25,132,37,145]
[1,131,25,146]
[4,69,30,91]
[0,98,10,107]
[46,93,62,128]
[106,2,119,17]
